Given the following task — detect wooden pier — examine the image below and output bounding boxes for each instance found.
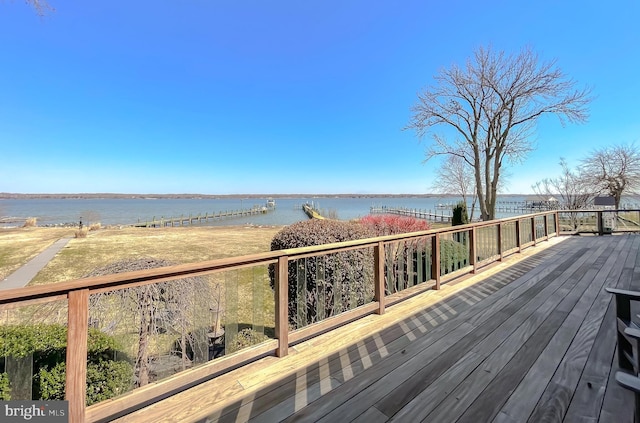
[135,205,272,228]
[436,200,559,215]
[0,217,27,226]
[370,206,452,223]
[302,203,325,219]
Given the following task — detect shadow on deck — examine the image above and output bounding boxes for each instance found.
[116,234,638,423]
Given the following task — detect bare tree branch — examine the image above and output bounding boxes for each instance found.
[407,45,592,220]
[580,143,640,208]
[532,158,596,230]
[532,158,596,210]
[431,155,478,219]
[22,0,54,16]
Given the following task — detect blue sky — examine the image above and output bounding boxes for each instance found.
[1,1,639,195]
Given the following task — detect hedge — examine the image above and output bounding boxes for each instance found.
[35,360,132,405]
[269,219,375,328]
[0,324,132,404]
[0,372,10,400]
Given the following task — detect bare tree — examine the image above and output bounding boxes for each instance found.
[0,1,54,16]
[580,143,640,209]
[407,45,591,220]
[23,0,54,15]
[532,158,595,210]
[87,259,215,388]
[431,155,478,220]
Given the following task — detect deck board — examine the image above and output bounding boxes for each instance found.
[390,241,612,422]
[526,242,627,423]
[490,237,627,423]
[280,253,569,422]
[304,236,633,423]
[113,235,639,423]
[373,247,597,420]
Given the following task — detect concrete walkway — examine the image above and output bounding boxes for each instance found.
[0,237,71,290]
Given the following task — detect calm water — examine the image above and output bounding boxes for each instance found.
[4,195,640,228]
[0,196,492,227]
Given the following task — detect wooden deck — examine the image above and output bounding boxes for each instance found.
[114,234,639,423]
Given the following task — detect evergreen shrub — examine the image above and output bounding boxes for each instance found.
[0,373,10,400]
[452,201,469,226]
[0,324,132,404]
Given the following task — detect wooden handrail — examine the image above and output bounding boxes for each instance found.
[0,211,565,422]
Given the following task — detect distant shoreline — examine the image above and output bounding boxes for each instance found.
[0,193,533,200]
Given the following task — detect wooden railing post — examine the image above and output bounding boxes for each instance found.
[374,242,385,315]
[469,228,477,274]
[275,256,289,357]
[66,289,89,423]
[497,223,503,261]
[597,211,604,236]
[515,219,522,253]
[531,217,537,246]
[543,214,549,240]
[554,211,560,236]
[431,234,441,290]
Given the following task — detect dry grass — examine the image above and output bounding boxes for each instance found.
[28,225,282,285]
[0,227,74,280]
[22,217,37,227]
[3,225,283,333]
[1,225,285,386]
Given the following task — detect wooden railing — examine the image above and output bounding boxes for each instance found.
[557,209,640,235]
[0,209,622,422]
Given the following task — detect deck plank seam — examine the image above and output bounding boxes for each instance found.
[389,242,608,422]
[525,235,632,422]
[320,245,600,420]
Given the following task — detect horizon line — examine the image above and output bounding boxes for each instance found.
[0,192,536,198]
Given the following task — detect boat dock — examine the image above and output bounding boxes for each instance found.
[370,206,452,223]
[437,200,559,214]
[135,204,274,227]
[302,203,325,219]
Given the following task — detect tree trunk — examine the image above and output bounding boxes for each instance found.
[474,147,489,221]
[136,290,153,387]
[470,195,478,221]
[614,192,621,210]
